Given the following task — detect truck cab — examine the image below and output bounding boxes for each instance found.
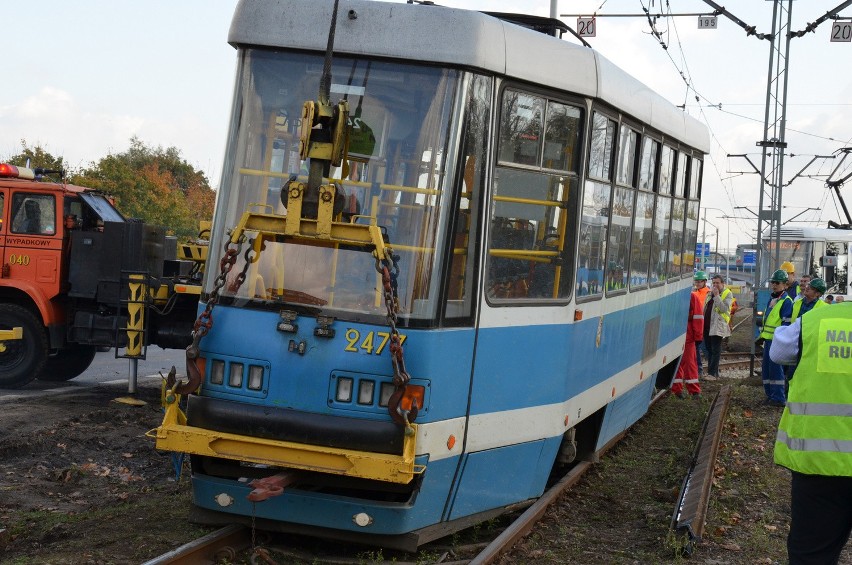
[0,163,201,388]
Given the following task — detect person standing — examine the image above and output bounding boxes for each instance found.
[693,271,711,375]
[759,269,794,407]
[770,300,852,564]
[671,291,704,399]
[795,273,812,301]
[703,274,733,380]
[791,278,827,322]
[781,261,799,299]
[784,278,828,390]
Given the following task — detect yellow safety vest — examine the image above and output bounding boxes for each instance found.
[790,296,827,322]
[774,303,852,476]
[760,294,793,340]
[705,287,733,324]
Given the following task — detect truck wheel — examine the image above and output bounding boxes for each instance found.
[0,304,48,389]
[38,346,98,382]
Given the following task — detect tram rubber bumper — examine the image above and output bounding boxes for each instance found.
[150,395,421,484]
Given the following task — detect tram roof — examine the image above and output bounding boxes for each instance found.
[230,0,710,154]
[764,225,852,241]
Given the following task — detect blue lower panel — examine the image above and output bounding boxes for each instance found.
[596,376,656,450]
[191,456,459,536]
[448,439,556,520]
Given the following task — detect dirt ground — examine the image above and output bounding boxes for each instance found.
[1,311,850,564]
[0,383,209,564]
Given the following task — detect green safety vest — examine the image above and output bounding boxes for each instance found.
[760,294,793,340]
[705,287,733,323]
[791,296,827,322]
[774,303,852,476]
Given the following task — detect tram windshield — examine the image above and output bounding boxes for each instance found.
[208,49,463,323]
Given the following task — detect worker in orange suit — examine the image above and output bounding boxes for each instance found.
[672,291,705,398]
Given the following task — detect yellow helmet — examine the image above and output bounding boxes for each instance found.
[780,261,795,274]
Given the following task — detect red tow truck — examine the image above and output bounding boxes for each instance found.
[0,163,203,388]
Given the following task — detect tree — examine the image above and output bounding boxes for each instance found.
[76,137,216,238]
[4,139,216,238]
[5,140,69,178]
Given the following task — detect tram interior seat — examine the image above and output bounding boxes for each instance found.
[527,231,560,298]
[490,217,535,298]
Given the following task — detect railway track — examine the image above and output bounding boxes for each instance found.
[145,386,730,564]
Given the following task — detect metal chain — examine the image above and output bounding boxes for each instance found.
[377,252,418,429]
[175,235,247,395]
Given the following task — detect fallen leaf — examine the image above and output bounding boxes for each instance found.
[720,543,741,551]
[121,453,133,459]
[764,525,777,531]
[743,409,753,418]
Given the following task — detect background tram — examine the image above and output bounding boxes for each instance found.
[153,0,710,550]
[755,226,852,312]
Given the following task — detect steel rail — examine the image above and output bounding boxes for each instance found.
[469,387,670,565]
[141,524,250,565]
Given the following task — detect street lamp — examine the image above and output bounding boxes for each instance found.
[704,219,719,271]
[702,207,726,269]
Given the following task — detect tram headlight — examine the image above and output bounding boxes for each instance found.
[210,360,225,385]
[358,380,375,405]
[229,363,244,387]
[379,382,394,407]
[336,377,353,402]
[248,365,264,390]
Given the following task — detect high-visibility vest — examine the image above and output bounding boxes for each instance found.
[774,303,852,476]
[791,296,827,322]
[705,287,733,324]
[760,294,793,340]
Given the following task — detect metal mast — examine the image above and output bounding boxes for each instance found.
[755,0,793,290]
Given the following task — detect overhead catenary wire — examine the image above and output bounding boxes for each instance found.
[625,0,852,235]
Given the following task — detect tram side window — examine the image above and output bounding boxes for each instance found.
[615,127,638,187]
[824,241,849,292]
[10,193,55,235]
[445,74,492,320]
[651,194,672,284]
[685,199,700,273]
[0,192,4,231]
[606,186,634,292]
[588,113,615,181]
[631,190,654,287]
[577,113,616,298]
[638,137,658,191]
[489,89,583,301]
[674,152,687,198]
[665,150,687,280]
[688,157,703,200]
[658,145,675,195]
[498,92,543,166]
[668,197,685,279]
[649,146,675,284]
[630,136,658,289]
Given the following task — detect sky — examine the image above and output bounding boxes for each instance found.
[3,0,852,252]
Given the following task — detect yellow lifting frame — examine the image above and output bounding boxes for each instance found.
[150,396,422,484]
[228,194,392,263]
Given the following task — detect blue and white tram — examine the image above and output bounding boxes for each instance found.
[154,0,710,550]
[760,225,852,299]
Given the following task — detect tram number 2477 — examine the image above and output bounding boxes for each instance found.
[345,329,407,355]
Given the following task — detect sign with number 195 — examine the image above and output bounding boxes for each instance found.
[698,16,717,29]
